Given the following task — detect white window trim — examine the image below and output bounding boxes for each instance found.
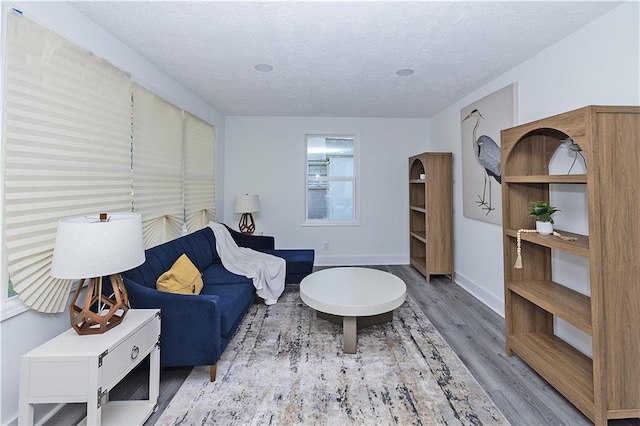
[0,297,27,321]
[302,133,360,227]
[0,282,83,321]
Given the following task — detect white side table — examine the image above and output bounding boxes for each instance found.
[19,309,161,426]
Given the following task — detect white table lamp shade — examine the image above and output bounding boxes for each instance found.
[234,194,260,214]
[51,213,145,279]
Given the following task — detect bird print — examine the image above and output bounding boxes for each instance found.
[462,109,501,214]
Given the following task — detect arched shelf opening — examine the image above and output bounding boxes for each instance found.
[409,158,426,181]
[503,127,587,178]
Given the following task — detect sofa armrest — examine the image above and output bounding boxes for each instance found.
[224,223,275,250]
[123,277,223,366]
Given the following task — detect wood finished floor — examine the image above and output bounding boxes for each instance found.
[45,265,640,426]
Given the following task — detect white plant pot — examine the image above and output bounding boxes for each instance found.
[536,221,553,235]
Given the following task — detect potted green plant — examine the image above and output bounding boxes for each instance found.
[528,201,559,235]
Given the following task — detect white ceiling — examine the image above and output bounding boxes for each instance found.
[70,1,621,118]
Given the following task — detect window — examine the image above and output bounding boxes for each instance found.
[132,83,184,248]
[1,11,216,319]
[184,112,216,232]
[304,135,358,225]
[2,10,132,313]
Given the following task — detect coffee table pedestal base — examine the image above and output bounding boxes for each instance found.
[317,311,394,353]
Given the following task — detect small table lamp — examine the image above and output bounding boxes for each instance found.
[51,213,145,335]
[234,194,260,234]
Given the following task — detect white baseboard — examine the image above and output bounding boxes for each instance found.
[454,272,505,318]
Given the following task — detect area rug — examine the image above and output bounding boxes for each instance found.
[155,285,509,425]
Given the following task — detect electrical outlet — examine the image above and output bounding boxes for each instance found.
[323,242,329,251]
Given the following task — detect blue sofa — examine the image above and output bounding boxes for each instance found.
[121,224,314,380]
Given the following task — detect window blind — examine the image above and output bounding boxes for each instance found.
[132,83,184,247]
[3,11,133,312]
[184,113,216,232]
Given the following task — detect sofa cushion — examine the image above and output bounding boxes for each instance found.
[202,264,253,286]
[200,283,255,335]
[157,254,204,295]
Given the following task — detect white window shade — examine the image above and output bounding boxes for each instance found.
[132,84,184,247]
[184,113,216,232]
[3,12,133,312]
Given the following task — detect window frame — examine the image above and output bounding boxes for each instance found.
[302,133,360,227]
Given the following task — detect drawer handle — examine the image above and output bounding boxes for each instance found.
[131,346,140,360]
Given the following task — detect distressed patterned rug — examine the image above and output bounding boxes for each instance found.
[155,285,508,425]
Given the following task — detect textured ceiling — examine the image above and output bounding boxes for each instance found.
[70,1,621,118]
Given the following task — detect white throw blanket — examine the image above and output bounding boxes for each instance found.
[208,222,285,305]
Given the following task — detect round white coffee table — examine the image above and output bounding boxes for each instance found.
[299,267,407,353]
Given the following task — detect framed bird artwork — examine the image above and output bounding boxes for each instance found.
[460,83,517,225]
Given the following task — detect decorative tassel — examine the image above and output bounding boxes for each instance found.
[514,229,578,269]
[514,251,523,269]
[514,229,537,269]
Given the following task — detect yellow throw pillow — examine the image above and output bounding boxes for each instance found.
[157,254,204,295]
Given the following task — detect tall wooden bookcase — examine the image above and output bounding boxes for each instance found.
[408,152,453,282]
[500,106,640,425]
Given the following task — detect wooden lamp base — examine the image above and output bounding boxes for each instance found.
[69,274,129,335]
[238,213,256,234]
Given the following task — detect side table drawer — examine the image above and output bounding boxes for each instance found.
[26,359,89,401]
[101,314,160,389]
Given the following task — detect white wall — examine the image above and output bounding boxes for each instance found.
[0,3,224,424]
[224,116,429,265]
[429,0,639,327]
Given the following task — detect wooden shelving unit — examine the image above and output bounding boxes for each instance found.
[500,105,640,425]
[408,152,453,282]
